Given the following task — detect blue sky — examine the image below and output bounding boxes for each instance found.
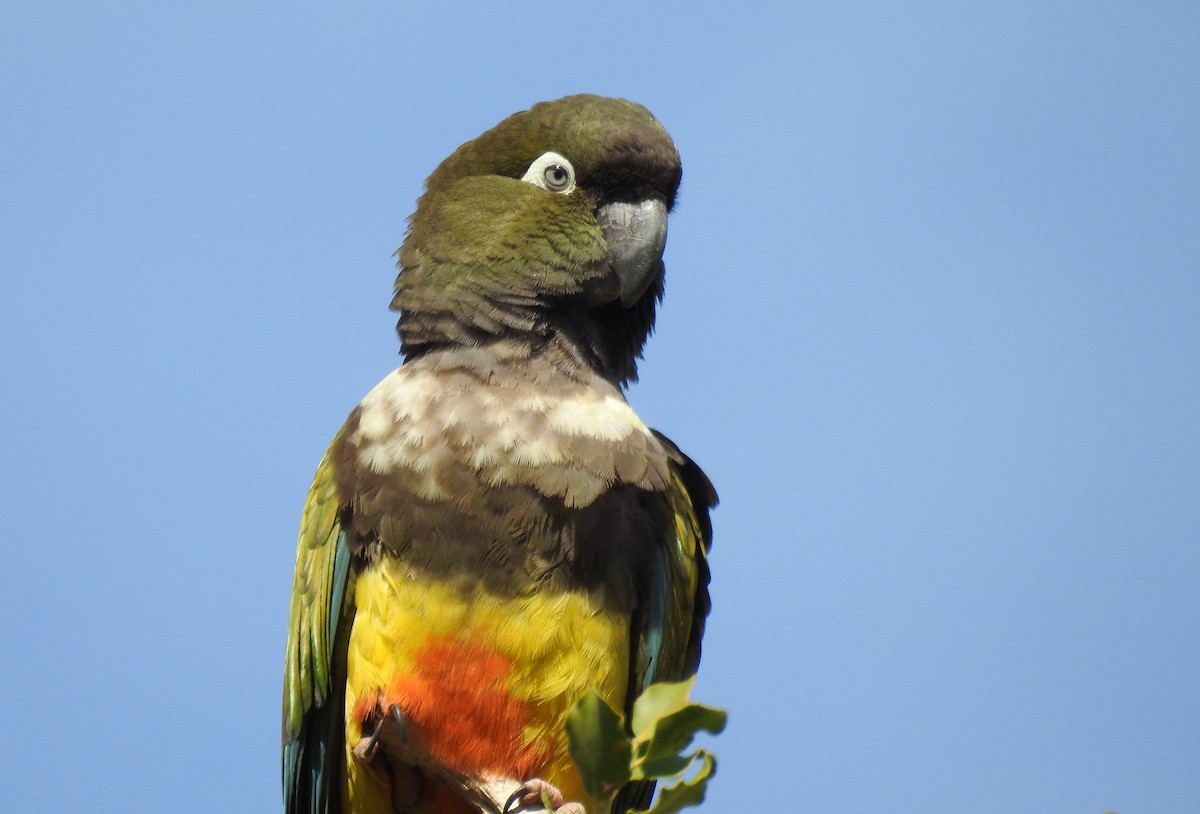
[2,2,1197,812]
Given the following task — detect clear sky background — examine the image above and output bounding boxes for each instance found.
[2,2,1197,812]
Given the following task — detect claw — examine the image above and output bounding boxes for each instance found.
[502,786,525,814]
[353,705,408,764]
[501,778,583,814]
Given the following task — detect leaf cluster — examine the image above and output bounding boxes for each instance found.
[565,678,726,814]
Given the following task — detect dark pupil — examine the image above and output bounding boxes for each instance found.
[547,166,567,185]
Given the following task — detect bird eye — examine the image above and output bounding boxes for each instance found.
[543,164,571,191]
[521,151,576,195]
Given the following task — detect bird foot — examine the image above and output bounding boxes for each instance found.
[503,778,585,814]
[353,704,409,764]
[352,705,584,814]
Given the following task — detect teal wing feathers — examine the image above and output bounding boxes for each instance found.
[614,431,717,813]
[643,430,716,688]
[283,443,355,814]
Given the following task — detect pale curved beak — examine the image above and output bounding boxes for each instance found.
[596,199,668,306]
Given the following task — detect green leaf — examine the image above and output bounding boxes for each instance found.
[567,681,726,814]
[634,751,717,814]
[633,750,693,782]
[565,690,633,800]
[639,705,727,770]
[631,676,696,736]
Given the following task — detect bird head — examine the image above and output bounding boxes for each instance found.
[392,94,682,384]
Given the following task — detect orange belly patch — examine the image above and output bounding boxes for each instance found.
[353,634,551,779]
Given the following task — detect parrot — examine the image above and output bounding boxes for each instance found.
[282,94,716,814]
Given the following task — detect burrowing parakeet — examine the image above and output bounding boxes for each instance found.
[282,94,716,814]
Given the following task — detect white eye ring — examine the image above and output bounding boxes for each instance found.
[521,151,576,194]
